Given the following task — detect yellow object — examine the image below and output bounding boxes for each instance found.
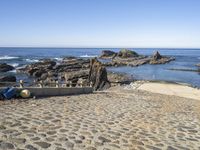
[20,89,31,98]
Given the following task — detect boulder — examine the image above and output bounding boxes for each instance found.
[150,51,175,64]
[0,63,14,72]
[107,72,134,84]
[117,49,139,58]
[88,58,110,91]
[99,50,117,59]
[0,75,16,82]
[152,51,162,60]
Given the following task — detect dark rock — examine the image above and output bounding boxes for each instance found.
[117,49,139,58]
[101,49,175,67]
[88,58,110,91]
[152,51,162,60]
[56,58,90,72]
[150,51,175,64]
[0,63,14,72]
[0,75,16,82]
[99,50,117,59]
[104,56,150,67]
[28,68,39,76]
[107,72,134,84]
[40,73,48,80]
[19,59,56,79]
[64,70,89,81]
[32,69,46,78]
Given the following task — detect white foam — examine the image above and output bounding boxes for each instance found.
[0,55,19,60]
[8,63,19,67]
[54,57,63,61]
[25,59,39,63]
[9,69,17,73]
[80,54,97,58]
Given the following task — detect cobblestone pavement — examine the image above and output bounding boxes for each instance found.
[0,87,200,150]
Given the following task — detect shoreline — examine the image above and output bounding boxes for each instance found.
[128,80,200,100]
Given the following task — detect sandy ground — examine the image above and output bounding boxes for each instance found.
[130,81,200,100]
[1,85,200,150]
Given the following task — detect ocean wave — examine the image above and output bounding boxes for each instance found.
[80,54,97,58]
[8,63,19,67]
[9,69,17,73]
[0,55,19,60]
[54,57,63,61]
[25,59,39,63]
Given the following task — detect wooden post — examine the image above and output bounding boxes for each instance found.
[80,80,83,87]
[19,80,24,88]
[77,78,83,87]
[69,81,72,87]
[39,81,43,88]
[90,82,93,87]
[56,81,59,88]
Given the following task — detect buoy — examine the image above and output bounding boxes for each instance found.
[20,89,31,98]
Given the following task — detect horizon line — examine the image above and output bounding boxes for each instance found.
[0,46,200,49]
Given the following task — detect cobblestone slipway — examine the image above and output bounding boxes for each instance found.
[0,87,200,150]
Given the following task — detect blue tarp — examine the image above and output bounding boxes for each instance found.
[0,87,17,100]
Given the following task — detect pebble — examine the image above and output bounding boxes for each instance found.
[34,142,51,148]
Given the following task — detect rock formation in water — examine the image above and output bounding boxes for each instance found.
[0,63,14,72]
[88,58,110,91]
[99,50,117,59]
[117,49,139,58]
[149,51,175,64]
[102,49,175,67]
[152,51,162,60]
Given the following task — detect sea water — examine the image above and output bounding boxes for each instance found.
[0,47,200,87]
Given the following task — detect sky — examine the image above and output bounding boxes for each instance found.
[0,0,200,48]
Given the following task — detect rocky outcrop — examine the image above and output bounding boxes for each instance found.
[64,70,89,85]
[196,63,200,67]
[103,50,175,67]
[103,56,150,67]
[152,51,162,60]
[19,59,57,78]
[18,57,91,86]
[88,58,110,91]
[117,49,139,58]
[149,51,175,64]
[99,50,117,59]
[107,72,134,84]
[0,75,16,82]
[0,63,14,72]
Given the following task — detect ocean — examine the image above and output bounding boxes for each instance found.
[0,47,200,87]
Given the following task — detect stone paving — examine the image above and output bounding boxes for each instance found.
[0,87,200,150]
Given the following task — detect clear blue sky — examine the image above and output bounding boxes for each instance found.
[0,0,200,48]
